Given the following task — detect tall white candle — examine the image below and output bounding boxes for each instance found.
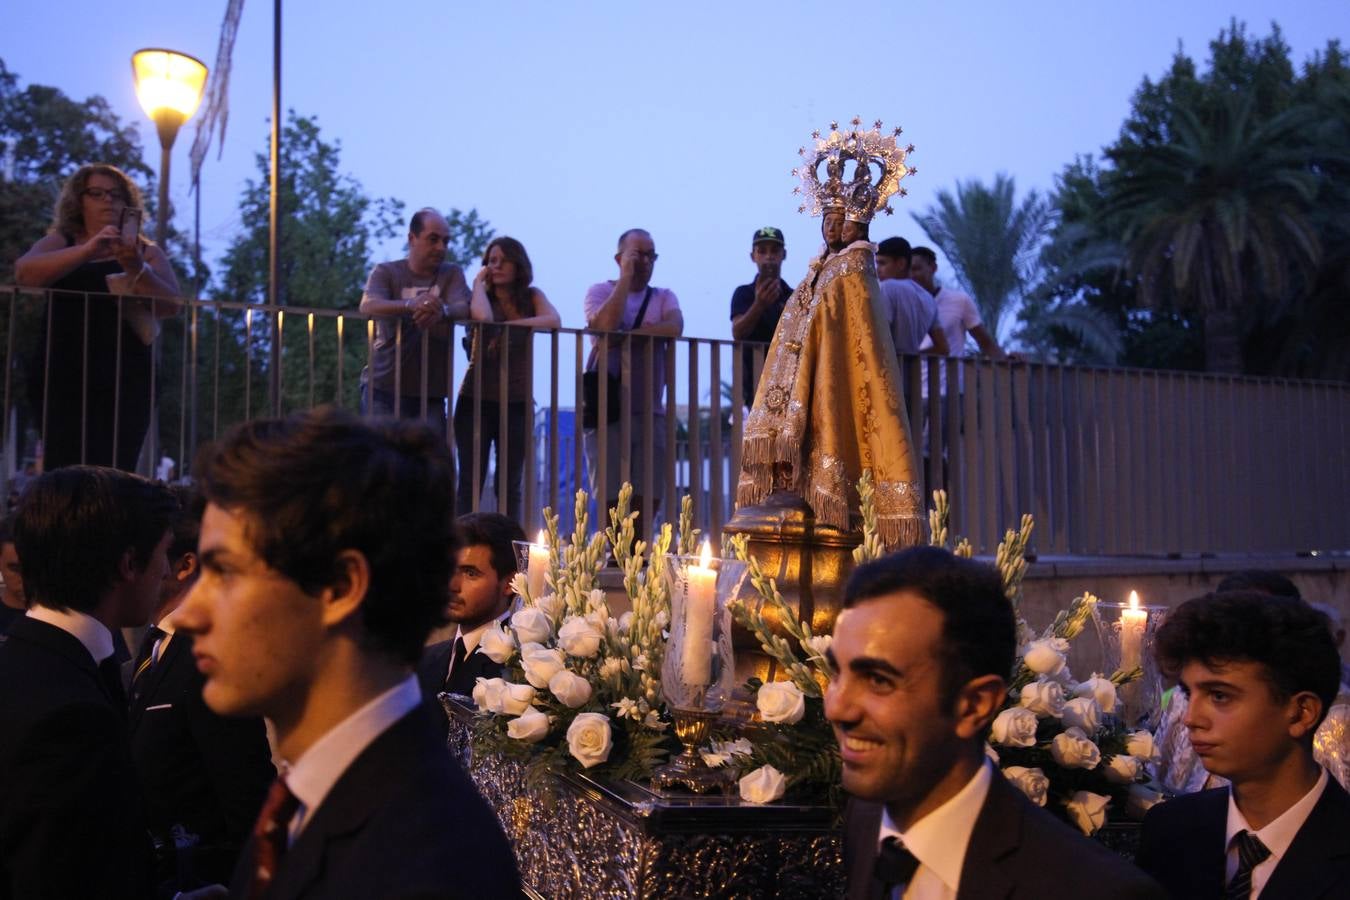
[527,531,549,601]
[681,541,717,686]
[1119,590,1147,672]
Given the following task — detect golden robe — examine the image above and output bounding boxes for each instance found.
[736,242,925,548]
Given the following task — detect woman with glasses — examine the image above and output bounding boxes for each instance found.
[455,236,560,520]
[15,164,181,471]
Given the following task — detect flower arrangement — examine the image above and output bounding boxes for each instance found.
[924,491,1157,835]
[470,485,691,783]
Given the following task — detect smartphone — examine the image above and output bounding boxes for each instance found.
[119,207,143,246]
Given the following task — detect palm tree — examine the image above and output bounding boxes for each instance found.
[912,173,1051,343]
[1102,94,1327,373]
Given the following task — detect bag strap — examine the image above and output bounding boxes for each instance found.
[630,286,655,331]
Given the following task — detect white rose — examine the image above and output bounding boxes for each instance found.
[473,676,505,713]
[1023,639,1067,677]
[1065,790,1111,835]
[1061,697,1102,734]
[738,765,787,804]
[1074,673,1118,715]
[1125,730,1158,760]
[498,681,537,716]
[1003,766,1050,807]
[557,615,604,659]
[511,606,554,644]
[478,623,516,665]
[1019,680,1066,718]
[535,592,564,623]
[1103,754,1142,784]
[1049,726,1101,770]
[756,681,806,724]
[520,643,567,689]
[990,707,1039,748]
[565,712,613,768]
[506,706,550,743]
[548,670,594,708]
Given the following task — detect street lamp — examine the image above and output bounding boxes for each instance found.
[131,48,208,244]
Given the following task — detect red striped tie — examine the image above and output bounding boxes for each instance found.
[247,776,300,900]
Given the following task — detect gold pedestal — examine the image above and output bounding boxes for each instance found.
[651,708,735,794]
[724,490,860,684]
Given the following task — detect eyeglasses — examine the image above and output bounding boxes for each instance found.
[82,187,129,204]
[634,252,659,262]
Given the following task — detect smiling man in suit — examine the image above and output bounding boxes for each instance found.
[418,511,523,738]
[0,466,177,899]
[1137,591,1350,899]
[129,486,275,895]
[173,407,519,899]
[827,546,1163,900]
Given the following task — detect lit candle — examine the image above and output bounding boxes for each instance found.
[527,531,549,600]
[1119,590,1148,671]
[681,541,717,686]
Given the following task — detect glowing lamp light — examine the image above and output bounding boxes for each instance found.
[131,49,208,128]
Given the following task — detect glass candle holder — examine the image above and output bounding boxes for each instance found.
[651,545,748,793]
[512,532,552,602]
[1092,598,1169,731]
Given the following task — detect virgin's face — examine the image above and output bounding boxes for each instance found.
[485,245,517,287]
[80,173,127,233]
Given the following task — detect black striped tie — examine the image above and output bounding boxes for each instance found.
[1226,829,1270,900]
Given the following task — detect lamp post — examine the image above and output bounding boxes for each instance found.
[131,49,208,244]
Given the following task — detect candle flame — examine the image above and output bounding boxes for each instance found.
[1128,590,1140,610]
[536,529,548,547]
[699,539,713,568]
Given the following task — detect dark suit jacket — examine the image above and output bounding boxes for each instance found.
[417,638,504,740]
[843,771,1164,900]
[1137,777,1350,900]
[229,702,520,899]
[129,629,276,893]
[0,616,152,899]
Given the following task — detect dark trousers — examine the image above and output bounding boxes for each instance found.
[454,399,527,522]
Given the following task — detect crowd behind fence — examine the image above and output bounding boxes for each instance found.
[4,286,1348,556]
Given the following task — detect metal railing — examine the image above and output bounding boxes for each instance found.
[4,285,1347,555]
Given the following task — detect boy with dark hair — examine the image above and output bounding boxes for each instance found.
[419,511,525,735]
[0,466,177,898]
[829,546,1162,899]
[1138,591,1349,898]
[173,407,519,898]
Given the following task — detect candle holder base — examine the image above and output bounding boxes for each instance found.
[651,708,735,795]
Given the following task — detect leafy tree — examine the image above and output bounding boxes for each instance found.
[912,173,1050,344]
[1026,22,1350,376]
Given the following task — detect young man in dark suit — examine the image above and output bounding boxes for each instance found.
[418,511,523,738]
[0,466,177,899]
[827,546,1163,900]
[128,486,276,894]
[173,407,520,899]
[1137,591,1349,899]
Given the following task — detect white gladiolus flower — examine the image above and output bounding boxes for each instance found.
[804,634,833,659]
[598,657,627,680]
[535,592,564,623]
[611,697,640,720]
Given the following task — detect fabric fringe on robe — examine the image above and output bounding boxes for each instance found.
[736,242,926,549]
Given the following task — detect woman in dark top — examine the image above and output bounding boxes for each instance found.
[455,236,560,521]
[15,164,181,471]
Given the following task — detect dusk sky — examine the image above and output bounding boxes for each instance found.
[5,1,1347,347]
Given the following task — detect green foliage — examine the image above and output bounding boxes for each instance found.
[912,173,1051,344]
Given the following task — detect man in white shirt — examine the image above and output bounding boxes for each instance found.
[0,466,176,899]
[418,511,524,737]
[828,547,1163,900]
[1138,591,1350,899]
[875,237,948,357]
[172,408,519,898]
[909,246,1005,360]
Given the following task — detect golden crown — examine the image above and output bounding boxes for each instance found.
[792,117,916,223]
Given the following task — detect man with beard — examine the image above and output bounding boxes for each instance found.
[736,121,925,548]
[358,208,471,430]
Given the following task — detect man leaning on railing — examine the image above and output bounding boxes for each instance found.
[357,207,470,431]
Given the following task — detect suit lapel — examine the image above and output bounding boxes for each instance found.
[841,799,883,900]
[957,775,1020,900]
[1260,777,1350,900]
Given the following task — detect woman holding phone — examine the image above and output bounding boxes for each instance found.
[16,164,181,471]
[455,236,560,520]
